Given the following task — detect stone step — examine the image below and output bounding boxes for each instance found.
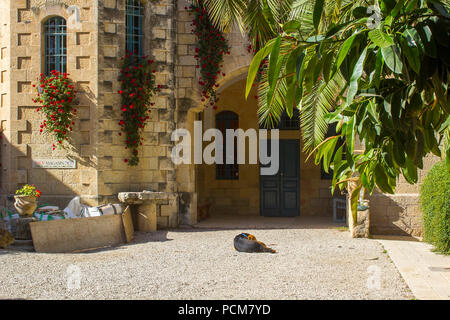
[9,239,34,252]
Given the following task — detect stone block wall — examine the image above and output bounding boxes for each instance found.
[96,0,177,204]
[0,0,99,208]
[0,0,438,233]
[368,155,439,237]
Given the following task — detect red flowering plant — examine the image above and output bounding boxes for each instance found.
[15,184,42,198]
[118,52,159,166]
[188,0,230,110]
[33,70,77,150]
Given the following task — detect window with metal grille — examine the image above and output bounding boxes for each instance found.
[259,109,300,130]
[44,17,67,75]
[126,0,144,56]
[278,108,300,130]
[216,111,239,180]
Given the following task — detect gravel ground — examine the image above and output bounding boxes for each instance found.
[0,227,413,300]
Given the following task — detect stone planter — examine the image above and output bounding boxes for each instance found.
[14,195,38,216]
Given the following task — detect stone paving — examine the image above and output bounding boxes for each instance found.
[377,237,450,300]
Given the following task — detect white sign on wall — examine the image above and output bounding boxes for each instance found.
[32,159,77,169]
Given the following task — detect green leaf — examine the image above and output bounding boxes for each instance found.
[390,0,406,19]
[381,45,403,74]
[267,56,286,111]
[268,36,282,87]
[368,29,395,48]
[246,40,275,99]
[404,28,424,54]
[283,20,301,33]
[350,183,362,226]
[402,156,418,184]
[345,116,356,154]
[399,34,421,74]
[353,6,369,19]
[372,49,384,88]
[323,136,339,173]
[347,46,368,104]
[392,136,406,167]
[424,128,441,156]
[417,23,436,58]
[313,0,325,31]
[332,33,359,79]
[375,163,395,193]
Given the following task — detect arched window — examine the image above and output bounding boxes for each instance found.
[126,0,144,56]
[44,17,67,75]
[216,111,239,180]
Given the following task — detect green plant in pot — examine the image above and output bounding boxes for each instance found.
[14,184,42,216]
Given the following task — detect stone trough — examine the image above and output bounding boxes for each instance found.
[118,191,179,232]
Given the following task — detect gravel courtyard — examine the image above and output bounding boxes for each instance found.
[0,224,413,300]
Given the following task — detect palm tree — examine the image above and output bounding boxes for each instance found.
[193,0,450,220]
[196,0,368,152]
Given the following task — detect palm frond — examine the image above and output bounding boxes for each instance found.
[257,72,288,129]
[300,71,345,152]
[202,0,246,32]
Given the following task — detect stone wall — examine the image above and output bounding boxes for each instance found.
[368,155,439,237]
[0,0,438,234]
[96,0,177,206]
[0,0,99,208]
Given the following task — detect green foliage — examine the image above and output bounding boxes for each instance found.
[16,184,42,198]
[33,71,77,150]
[118,53,159,166]
[201,0,449,221]
[190,1,230,109]
[242,0,450,220]
[420,161,450,254]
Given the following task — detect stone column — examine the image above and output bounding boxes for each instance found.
[348,200,370,238]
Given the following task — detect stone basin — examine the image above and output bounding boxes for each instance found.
[117,191,179,231]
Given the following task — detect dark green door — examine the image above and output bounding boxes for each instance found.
[260,139,300,217]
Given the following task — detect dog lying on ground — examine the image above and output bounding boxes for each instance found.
[233,233,276,253]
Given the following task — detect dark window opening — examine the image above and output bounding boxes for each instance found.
[216,111,239,180]
[126,0,144,56]
[259,109,300,130]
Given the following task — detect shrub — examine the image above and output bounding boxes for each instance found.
[420,161,450,254]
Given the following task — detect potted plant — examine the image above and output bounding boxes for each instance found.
[14,184,42,216]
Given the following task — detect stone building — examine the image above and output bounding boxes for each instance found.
[0,0,434,236]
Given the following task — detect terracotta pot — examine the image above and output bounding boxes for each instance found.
[14,195,38,216]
